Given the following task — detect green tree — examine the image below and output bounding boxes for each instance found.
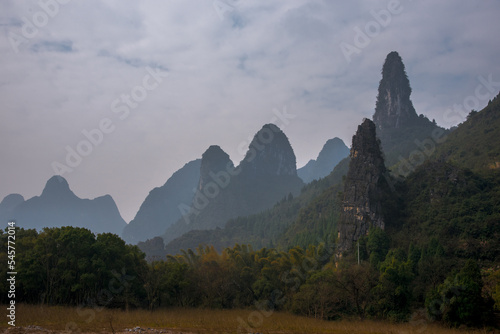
[332,261,378,319]
[483,267,500,312]
[93,233,147,310]
[8,228,41,303]
[159,261,192,307]
[372,249,413,321]
[366,227,390,268]
[426,259,493,327]
[292,269,340,320]
[141,260,192,310]
[226,244,257,307]
[9,227,148,308]
[413,239,450,304]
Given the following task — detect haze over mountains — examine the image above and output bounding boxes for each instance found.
[1,51,498,265]
[161,123,305,244]
[0,175,125,235]
[122,159,201,244]
[136,51,499,258]
[0,124,342,244]
[297,138,350,184]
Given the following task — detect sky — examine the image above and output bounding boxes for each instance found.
[1,1,500,223]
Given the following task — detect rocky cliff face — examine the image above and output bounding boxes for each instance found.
[373,51,419,130]
[2,175,126,235]
[122,159,201,244]
[298,137,350,183]
[337,119,387,255]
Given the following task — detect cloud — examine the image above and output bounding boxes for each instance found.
[30,39,73,53]
[1,0,499,222]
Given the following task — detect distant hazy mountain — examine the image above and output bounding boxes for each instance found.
[0,176,125,235]
[122,159,201,244]
[0,194,24,224]
[297,137,349,183]
[160,124,304,246]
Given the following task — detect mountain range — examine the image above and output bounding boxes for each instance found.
[0,126,344,245]
[2,51,498,265]
[161,123,305,245]
[137,51,499,258]
[0,175,125,235]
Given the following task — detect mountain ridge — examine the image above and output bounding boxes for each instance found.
[1,175,126,235]
[297,137,350,183]
[155,123,304,252]
[122,159,201,244]
[434,92,500,173]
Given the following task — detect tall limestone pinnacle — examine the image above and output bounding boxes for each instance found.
[337,118,387,255]
[373,51,418,130]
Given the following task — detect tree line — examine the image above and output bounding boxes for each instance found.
[0,226,499,328]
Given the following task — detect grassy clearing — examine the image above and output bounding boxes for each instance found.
[1,304,496,333]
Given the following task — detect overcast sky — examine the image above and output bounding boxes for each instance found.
[1,1,499,223]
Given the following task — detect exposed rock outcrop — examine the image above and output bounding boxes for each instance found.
[337,119,387,255]
[372,51,447,169]
[373,51,418,130]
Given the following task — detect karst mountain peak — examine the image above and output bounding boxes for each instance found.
[373,51,419,130]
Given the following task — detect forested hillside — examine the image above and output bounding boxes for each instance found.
[435,93,500,173]
[142,156,350,256]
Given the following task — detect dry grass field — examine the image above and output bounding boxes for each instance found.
[1,304,498,334]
